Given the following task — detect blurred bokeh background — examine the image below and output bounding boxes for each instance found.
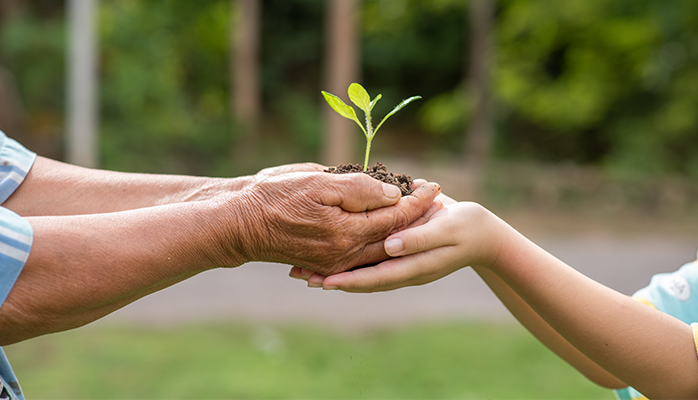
[2,0,698,216]
[2,0,698,224]
[2,0,698,398]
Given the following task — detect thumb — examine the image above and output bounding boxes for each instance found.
[384,206,451,257]
[319,173,403,212]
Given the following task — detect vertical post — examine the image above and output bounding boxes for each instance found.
[67,0,98,168]
[322,0,359,166]
[463,0,495,198]
[230,0,260,171]
[231,0,260,135]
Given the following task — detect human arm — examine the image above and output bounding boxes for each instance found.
[2,156,325,216]
[317,200,698,399]
[0,172,440,345]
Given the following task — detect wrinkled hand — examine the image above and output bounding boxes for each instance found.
[236,163,327,192]
[288,182,453,285]
[314,200,505,292]
[289,190,508,292]
[229,172,441,276]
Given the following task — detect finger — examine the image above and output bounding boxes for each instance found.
[299,267,314,279]
[351,181,441,242]
[289,266,304,280]
[289,266,315,280]
[411,179,429,189]
[405,199,444,230]
[343,240,390,270]
[436,193,457,206]
[318,173,402,212]
[289,266,309,280]
[338,183,441,268]
[389,182,442,234]
[323,251,448,292]
[351,197,443,267]
[306,272,326,288]
[384,206,453,257]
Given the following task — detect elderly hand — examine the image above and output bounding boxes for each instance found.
[288,186,457,286]
[225,172,441,276]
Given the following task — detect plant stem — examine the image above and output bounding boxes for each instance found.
[364,139,372,172]
[364,114,373,172]
[363,109,373,172]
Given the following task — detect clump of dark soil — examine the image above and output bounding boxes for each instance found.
[324,162,413,196]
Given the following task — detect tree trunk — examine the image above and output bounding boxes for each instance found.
[0,0,26,143]
[67,0,99,168]
[463,0,495,198]
[0,66,23,139]
[230,0,260,166]
[322,0,359,166]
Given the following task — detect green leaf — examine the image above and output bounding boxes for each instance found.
[374,95,422,134]
[347,83,371,114]
[369,94,382,112]
[322,91,357,120]
[321,90,368,136]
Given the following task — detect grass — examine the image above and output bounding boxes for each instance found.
[6,322,614,399]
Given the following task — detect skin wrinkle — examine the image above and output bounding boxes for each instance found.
[237,172,408,273]
[291,184,445,283]
[0,203,221,345]
[0,155,441,346]
[204,197,245,268]
[225,195,263,266]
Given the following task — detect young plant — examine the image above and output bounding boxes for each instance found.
[322,83,421,171]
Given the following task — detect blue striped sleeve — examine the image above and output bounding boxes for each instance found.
[0,208,32,306]
[0,131,35,307]
[0,133,35,204]
[0,132,34,400]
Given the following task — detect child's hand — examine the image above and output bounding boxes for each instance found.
[314,201,506,292]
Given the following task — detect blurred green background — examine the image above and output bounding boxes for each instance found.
[3,0,698,217]
[6,322,613,399]
[2,0,698,398]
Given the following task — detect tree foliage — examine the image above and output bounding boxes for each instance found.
[493,0,698,177]
[2,0,698,178]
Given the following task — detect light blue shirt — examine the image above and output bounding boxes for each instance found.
[614,257,698,400]
[0,132,36,400]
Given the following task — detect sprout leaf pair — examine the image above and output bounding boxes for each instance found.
[322,83,421,171]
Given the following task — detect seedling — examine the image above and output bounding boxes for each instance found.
[322,83,421,171]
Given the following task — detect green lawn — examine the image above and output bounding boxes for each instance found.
[6,322,614,399]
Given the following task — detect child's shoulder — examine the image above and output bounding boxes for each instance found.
[631,252,698,323]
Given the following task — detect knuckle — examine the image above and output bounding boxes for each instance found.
[391,207,411,234]
[414,232,429,252]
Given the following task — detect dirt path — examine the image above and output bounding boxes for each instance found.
[98,233,697,330]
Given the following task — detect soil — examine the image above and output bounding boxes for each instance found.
[324,162,414,196]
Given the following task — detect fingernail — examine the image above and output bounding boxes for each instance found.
[385,237,403,256]
[383,183,401,199]
[308,281,323,288]
[323,286,338,291]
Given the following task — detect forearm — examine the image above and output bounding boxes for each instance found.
[3,156,255,216]
[0,198,243,345]
[473,266,626,388]
[488,226,698,398]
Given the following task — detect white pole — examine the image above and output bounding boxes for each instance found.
[67,0,98,168]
